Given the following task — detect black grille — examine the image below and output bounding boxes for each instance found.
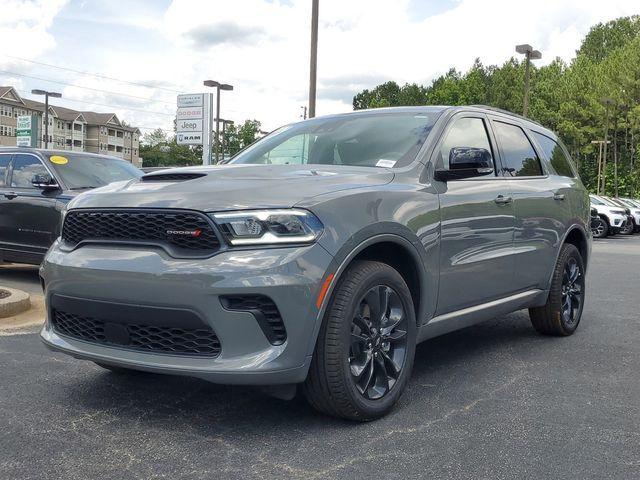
[52,310,221,357]
[220,295,286,345]
[62,210,220,256]
[141,173,206,182]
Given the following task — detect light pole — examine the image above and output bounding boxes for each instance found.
[203,80,233,163]
[308,0,319,118]
[31,89,61,149]
[515,44,541,117]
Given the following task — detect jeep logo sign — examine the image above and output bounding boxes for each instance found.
[177,119,202,131]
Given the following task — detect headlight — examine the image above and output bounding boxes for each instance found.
[210,209,324,246]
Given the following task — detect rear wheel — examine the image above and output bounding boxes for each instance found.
[303,260,417,421]
[529,244,585,336]
[591,217,608,238]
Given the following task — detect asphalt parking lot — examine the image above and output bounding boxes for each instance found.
[1,236,639,480]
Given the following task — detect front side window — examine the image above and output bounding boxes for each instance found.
[230,111,443,169]
[10,154,49,188]
[532,132,575,178]
[493,121,543,177]
[439,117,494,171]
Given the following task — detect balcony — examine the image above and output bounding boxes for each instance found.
[108,135,124,147]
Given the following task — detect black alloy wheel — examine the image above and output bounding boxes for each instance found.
[349,285,408,400]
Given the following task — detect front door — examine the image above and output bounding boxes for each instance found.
[4,153,62,260]
[0,153,14,253]
[433,114,516,315]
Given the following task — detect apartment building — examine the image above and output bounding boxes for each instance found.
[0,86,141,166]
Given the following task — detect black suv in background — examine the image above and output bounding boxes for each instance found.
[0,148,142,265]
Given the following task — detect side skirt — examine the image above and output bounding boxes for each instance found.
[417,289,548,343]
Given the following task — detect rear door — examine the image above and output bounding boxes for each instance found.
[489,118,566,292]
[4,153,63,259]
[434,113,516,314]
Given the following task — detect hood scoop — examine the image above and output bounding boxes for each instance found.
[141,172,207,182]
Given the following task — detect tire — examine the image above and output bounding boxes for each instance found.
[529,244,585,336]
[303,260,417,421]
[94,362,142,375]
[591,218,608,238]
[620,221,634,235]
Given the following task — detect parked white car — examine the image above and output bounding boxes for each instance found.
[589,194,628,238]
[619,198,640,233]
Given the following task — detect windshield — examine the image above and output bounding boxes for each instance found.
[230,111,442,168]
[45,153,143,189]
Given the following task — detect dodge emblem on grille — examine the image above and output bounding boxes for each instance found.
[166,229,202,237]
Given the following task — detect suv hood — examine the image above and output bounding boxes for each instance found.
[67,164,394,211]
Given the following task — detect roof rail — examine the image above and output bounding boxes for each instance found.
[469,105,544,127]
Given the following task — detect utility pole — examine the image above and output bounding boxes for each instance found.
[203,80,233,163]
[308,0,319,118]
[515,44,541,117]
[216,118,234,159]
[601,97,614,196]
[591,140,609,195]
[31,89,62,149]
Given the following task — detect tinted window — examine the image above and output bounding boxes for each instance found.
[532,132,575,178]
[231,111,442,168]
[0,154,9,186]
[10,154,49,188]
[493,121,543,177]
[44,153,142,189]
[440,117,493,171]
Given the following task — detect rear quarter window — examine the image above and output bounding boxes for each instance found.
[532,132,575,178]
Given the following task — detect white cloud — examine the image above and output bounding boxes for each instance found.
[0,0,68,61]
[1,0,639,133]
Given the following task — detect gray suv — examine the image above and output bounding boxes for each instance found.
[40,106,591,420]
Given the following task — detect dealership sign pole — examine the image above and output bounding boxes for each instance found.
[176,93,213,165]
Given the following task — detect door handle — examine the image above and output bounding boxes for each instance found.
[3,192,17,200]
[553,193,565,201]
[494,195,512,205]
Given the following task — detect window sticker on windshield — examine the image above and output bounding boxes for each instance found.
[49,155,68,165]
[376,159,396,168]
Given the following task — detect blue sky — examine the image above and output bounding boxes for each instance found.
[1,0,638,136]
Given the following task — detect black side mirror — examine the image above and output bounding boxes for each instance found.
[31,173,59,190]
[434,147,494,181]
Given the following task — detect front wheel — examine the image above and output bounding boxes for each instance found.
[620,221,634,235]
[591,218,608,238]
[303,260,417,421]
[529,244,585,336]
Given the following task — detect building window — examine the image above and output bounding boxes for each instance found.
[0,126,14,136]
[0,105,12,117]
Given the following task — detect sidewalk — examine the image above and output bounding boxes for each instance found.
[0,292,45,332]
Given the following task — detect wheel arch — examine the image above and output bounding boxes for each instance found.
[306,232,433,359]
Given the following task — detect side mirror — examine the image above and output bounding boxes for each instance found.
[434,147,494,181]
[31,173,60,190]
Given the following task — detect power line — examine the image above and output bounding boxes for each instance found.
[14,88,175,117]
[0,69,176,105]
[4,55,185,94]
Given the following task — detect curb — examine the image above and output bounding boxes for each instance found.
[0,287,31,318]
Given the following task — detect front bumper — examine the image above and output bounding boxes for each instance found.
[40,240,334,385]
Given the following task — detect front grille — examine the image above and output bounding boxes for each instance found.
[220,295,286,345]
[141,173,206,182]
[52,310,221,357]
[62,209,220,256]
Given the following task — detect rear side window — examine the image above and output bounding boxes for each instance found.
[531,132,575,178]
[0,154,9,186]
[10,154,49,188]
[493,121,543,177]
[440,117,494,170]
